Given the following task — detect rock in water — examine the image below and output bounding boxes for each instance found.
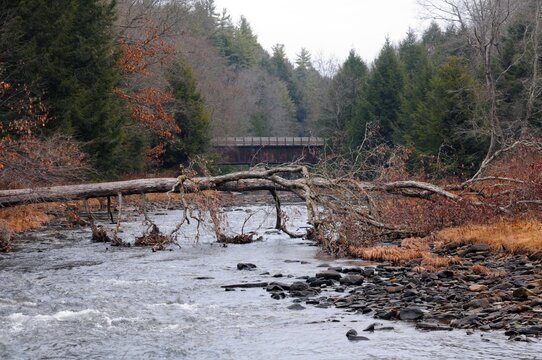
[346,329,369,341]
[340,275,364,286]
[399,307,424,321]
[315,270,342,281]
[289,281,310,291]
[287,304,306,311]
[237,263,257,270]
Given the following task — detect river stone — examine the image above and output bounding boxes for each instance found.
[436,270,454,279]
[466,299,490,309]
[340,275,364,286]
[309,279,333,287]
[237,263,257,270]
[460,243,490,256]
[316,270,342,281]
[415,322,452,331]
[289,281,309,291]
[469,284,488,292]
[513,287,535,300]
[266,284,285,292]
[346,329,369,341]
[287,304,306,310]
[271,292,286,300]
[342,267,363,274]
[399,307,424,321]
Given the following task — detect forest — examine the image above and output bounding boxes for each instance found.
[1,0,542,248]
[1,0,541,182]
[1,1,542,350]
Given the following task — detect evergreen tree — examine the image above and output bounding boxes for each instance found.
[163,60,211,166]
[349,40,405,147]
[396,31,433,145]
[323,50,368,145]
[0,0,125,174]
[413,56,485,175]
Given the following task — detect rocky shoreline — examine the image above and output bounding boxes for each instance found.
[232,241,542,342]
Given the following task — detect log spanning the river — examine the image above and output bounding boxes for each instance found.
[0,164,463,208]
[0,166,307,207]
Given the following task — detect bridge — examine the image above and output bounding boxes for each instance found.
[212,137,326,165]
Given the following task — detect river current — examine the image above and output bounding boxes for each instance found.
[0,204,540,359]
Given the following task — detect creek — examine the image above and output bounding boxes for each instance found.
[0,204,540,359]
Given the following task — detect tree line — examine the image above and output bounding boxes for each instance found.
[1,0,541,188]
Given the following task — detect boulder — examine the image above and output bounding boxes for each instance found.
[399,307,424,321]
[316,270,342,281]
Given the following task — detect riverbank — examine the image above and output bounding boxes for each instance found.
[1,205,541,359]
[3,196,542,343]
[256,242,541,342]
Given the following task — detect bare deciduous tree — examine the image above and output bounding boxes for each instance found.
[419,0,518,171]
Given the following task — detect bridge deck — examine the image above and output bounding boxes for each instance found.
[212,137,325,147]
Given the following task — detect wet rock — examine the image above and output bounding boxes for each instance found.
[328,266,343,272]
[287,304,306,311]
[528,251,542,261]
[465,299,490,309]
[269,282,291,291]
[402,289,419,298]
[415,322,452,331]
[342,267,363,274]
[289,281,310,291]
[271,292,286,300]
[362,268,375,277]
[309,279,333,287]
[316,270,342,281]
[507,304,532,313]
[460,244,490,257]
[517,325,542,335]
[340,275,364,286]
[284,259,300,263]
[450,314,479,328]
[511,335,534,343]
[512,287,535,300]
[266,284,285,292]
[376,309,399,320]
[272,273,283,278]
[436,270,454,279]
[222,282,268,289]
[346,329,369,341]
[237,263,257,270]
[399,307,424,321]
[530,297,542,307]
[386,286,404,294]
[469,284,488,292]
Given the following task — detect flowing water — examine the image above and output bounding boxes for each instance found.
[0,204,540,359]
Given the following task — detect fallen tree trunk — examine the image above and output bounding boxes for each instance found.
[1,163,538,254]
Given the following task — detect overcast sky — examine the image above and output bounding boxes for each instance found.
[213,0,428,65]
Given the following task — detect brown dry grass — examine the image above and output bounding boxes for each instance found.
[348,245,423,264]
[0,205,52,232]
[348,236,461,269]
[436,219,542,254]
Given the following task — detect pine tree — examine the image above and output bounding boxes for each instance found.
[349,40,405,147]
[0,0,125,174]
[413,56,485,175]
[323,50,368,145]
[163,60,211,166]
[396,31,433,145]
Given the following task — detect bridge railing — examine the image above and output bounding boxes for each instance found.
[212,136,325,147]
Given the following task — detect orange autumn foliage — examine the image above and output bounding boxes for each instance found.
[115,24,178,163]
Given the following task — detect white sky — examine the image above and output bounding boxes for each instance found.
[213,0,428,65]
